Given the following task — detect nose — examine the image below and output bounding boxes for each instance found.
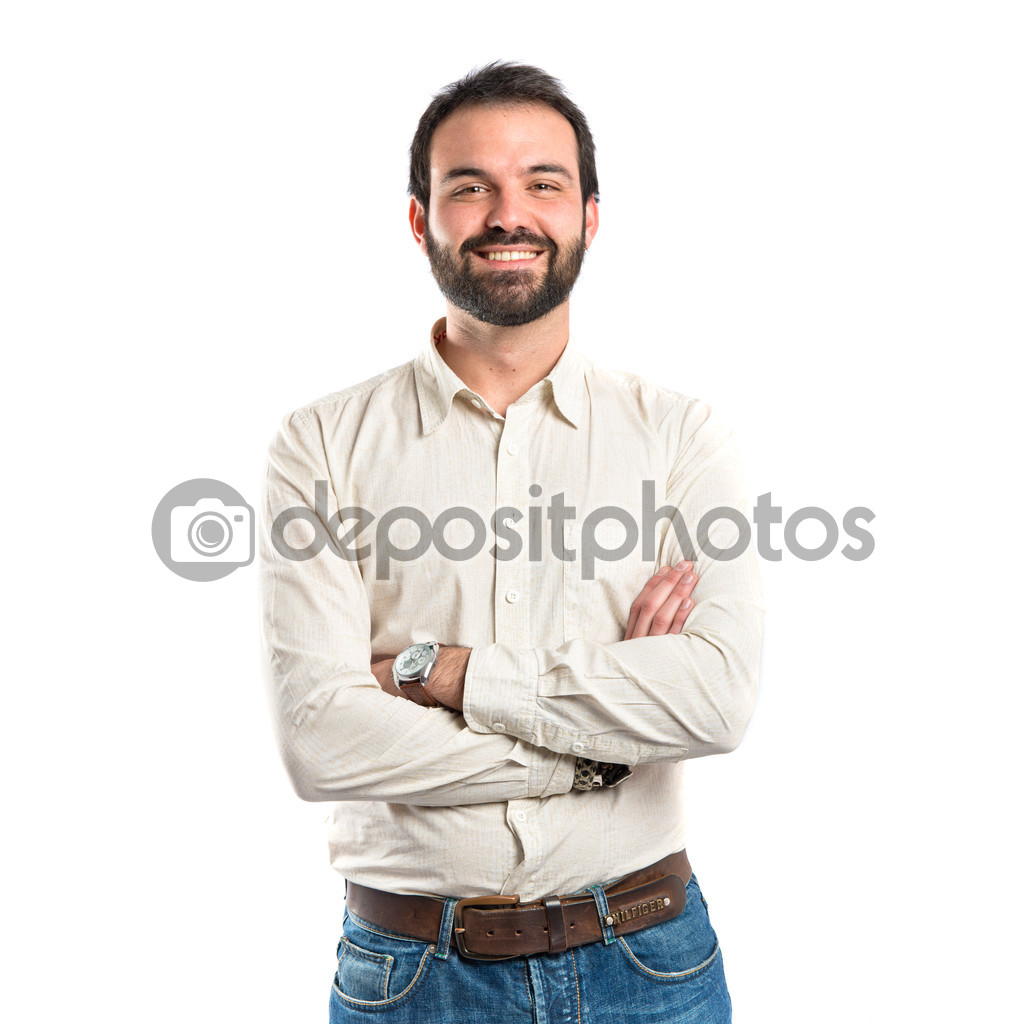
[485,187,531,235]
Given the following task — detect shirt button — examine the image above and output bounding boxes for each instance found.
[492,722,506,732]
[470,398,482,409]
[571,742,586,753]
[507,443,520,455]
[505,589,520,603]
[515,811,527,822]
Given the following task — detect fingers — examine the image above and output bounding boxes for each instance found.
[625,564,690,638]
[667,591,695,634]
[625,561,698,640]
[646,567,696,637]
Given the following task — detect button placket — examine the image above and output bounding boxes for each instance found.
[506,802,544,899]
[493,408,529,645]
[562,521,580,642]
[493,397,561,905]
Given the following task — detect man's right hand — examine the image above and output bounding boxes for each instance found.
[624,562,698,640]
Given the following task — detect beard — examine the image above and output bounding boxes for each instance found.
[424,220,587,328]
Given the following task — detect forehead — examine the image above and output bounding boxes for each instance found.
[429,103,579,183]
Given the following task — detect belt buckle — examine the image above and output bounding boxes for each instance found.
[453,894,521,960]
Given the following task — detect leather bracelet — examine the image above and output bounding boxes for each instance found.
[572,757,633,790]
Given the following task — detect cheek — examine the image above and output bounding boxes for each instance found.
[545,209,587,248]
[431,207,484,246]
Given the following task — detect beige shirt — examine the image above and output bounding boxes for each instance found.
[260,318,764,901]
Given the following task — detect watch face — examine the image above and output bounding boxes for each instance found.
[396,644,431,676]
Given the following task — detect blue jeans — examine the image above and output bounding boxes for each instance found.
[329,874,731,1023]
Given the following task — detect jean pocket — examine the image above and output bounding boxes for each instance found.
[616,878,720,982]
[332,913,435,1010]
[336,935,393,1002]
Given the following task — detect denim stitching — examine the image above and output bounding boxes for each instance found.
[338,936,393,997]
[585,884,617,945]
[340,937,394,968]
[569,946,582,1024]
[332,944,436,1008]
[617,937,721,982]
[433,897,458,960]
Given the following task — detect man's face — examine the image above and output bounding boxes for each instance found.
[411,103,599,328]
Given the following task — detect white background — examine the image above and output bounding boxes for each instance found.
[3,2,1021,1021]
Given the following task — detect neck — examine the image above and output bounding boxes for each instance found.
[437,302,570,417]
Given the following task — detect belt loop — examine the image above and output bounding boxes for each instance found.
[433,897,459,960]
[586,884,617,945]
[543,896,567,953]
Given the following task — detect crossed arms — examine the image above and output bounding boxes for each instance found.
[260,407,764,806]
[369,560,702,707]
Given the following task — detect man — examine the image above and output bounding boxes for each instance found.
[261,63,764,1023]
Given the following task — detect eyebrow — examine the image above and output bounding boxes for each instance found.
[524,164,574,181]
[439,163,577,187]
[440,167,488,187]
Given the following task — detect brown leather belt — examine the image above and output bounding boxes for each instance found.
[345,849,691,961]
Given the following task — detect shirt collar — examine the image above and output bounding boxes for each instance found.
[414,317,585,436]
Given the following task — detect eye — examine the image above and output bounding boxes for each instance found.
[454,185,487,196]
[531,183,558,191]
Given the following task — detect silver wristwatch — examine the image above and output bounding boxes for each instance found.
[393,641,442,707]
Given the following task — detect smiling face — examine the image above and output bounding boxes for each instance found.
[410,103,599,328]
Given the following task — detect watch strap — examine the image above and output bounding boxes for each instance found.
[399,678,442,707]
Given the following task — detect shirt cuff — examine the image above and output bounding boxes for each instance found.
[463,643,540,743]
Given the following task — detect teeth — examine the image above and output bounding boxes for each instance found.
[484,251,539,261]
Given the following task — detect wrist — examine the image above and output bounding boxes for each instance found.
[425,646,470,710]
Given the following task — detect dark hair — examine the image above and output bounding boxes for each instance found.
[408,62,600,210]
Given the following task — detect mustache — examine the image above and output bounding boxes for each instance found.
[459,230,555,257]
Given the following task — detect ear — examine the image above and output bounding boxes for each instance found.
[409,197,429,254]
[583,195,599,250]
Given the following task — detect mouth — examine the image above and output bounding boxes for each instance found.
[472,247,545,266]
